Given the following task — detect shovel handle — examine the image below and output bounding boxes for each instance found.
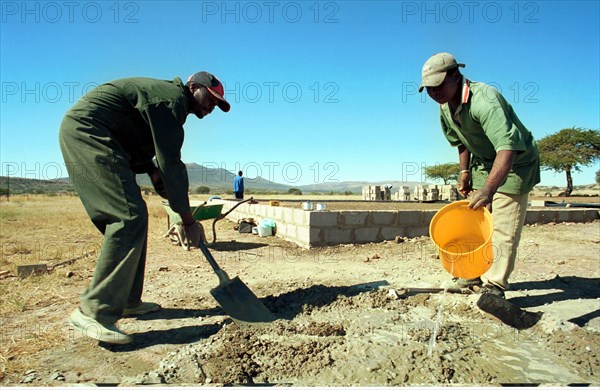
[198,240,230,279]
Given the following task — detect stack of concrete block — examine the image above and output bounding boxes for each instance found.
[426,185,439,201]
[413,185,427,201]
[362,185,392,201]
[393,186,411,201]
[381,186,391,201]
[362,186,381,200]
[440,184,459,201]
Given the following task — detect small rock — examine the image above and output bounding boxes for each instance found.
[205,377,213,384]
[387,289,400,299]
[50,372,65,381]
[136,371,167,385]
[66,271,74,278]
[371,253,381,260]
[394,236,405,244]
[21,370,37,384]
[366,364,381,372]
[159,266,169,272]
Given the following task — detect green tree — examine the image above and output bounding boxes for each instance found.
[424,163,460,185]
[195,186,211,194]
[537,128,600,196]
[288,188,302,195]
[596,170,600,186]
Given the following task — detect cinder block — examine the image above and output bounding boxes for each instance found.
[524,210,540,225]
[381,227,408,240]
[293,209,308,225]
[541,210,559,223]
[324,228,352,245]
[397,211,421,226]
[273,222,285,238]
[408,226,429,238]
[310,211,339,227]
[343,211,368,226]
[272,206,284,220]
[355,227,381,243]
[283,208,294,223]
[297,226,321,246]
[285,223,297,238]
[370,211,397,226]
[420,210,436,225]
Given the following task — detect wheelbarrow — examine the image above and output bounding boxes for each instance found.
[162,197,255,249]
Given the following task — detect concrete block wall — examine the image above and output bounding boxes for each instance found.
[222,200,599,248]
[223,199,435,247]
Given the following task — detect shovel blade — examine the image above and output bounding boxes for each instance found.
[210,276,276,324]
[477,293,543,330]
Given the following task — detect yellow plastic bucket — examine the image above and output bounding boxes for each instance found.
[429,200,494,279]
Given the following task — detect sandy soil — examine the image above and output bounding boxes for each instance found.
[0,196,598,386]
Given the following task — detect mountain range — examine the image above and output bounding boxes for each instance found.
[1,163,427,194]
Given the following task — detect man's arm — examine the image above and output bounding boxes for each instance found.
[457,145,472,197]
[469,150,516,209]
[140,103,190,215]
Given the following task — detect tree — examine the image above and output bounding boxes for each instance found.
[195,186,211,194]
[596,170,600,186]
[288,188,302,195]
[424,163,460,185]
[537,127,600,196]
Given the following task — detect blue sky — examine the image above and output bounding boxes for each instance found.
[1,0,599,188]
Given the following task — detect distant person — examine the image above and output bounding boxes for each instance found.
[419,53,540,299]
[59,71,230,344]
[234,171,244,199]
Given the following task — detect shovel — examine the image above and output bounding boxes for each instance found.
[198,240,277,324]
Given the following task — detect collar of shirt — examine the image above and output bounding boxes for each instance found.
[451,77,471,124]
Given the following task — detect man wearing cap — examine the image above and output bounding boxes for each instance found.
[419,53,540,299]
[59,71,230,344]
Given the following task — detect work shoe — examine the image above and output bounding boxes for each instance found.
[123,301,161,316]
[454,277,482,288]
[68,308,133,344]
[478,284,506,299]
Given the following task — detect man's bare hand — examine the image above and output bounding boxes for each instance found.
[183,222,206,248]
[468,186,494,210]
[457,173,473,198]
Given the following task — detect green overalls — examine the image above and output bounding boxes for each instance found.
[59,77,191,323]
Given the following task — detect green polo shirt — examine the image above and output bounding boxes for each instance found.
[64,77,191,213]
[439,79,540,194]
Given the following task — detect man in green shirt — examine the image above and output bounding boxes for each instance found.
[59,71,230,344]
[419,53,540,299]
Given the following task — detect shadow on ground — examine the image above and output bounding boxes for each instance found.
[100,321,227,352]
[207,241,268,252]
[509,276,600,326]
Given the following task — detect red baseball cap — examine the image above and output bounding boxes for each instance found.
[187,71,231,112]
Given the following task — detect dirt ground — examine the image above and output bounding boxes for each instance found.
[0,195,599,386]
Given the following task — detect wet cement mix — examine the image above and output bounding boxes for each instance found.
[1,197,598,387]
[143,287,597,386]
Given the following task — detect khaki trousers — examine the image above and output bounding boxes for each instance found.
[481,191,529,290]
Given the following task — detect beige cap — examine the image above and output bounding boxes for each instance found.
[419,53,465,92]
